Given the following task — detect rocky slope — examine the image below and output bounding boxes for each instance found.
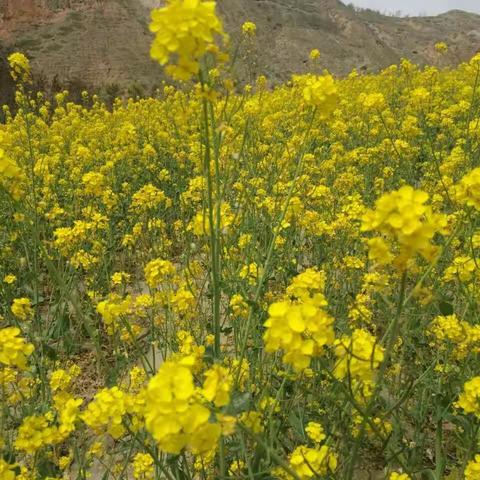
[0,0,479,96]
[220,0,480,80]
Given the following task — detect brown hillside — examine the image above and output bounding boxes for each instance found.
[0,0,479,94]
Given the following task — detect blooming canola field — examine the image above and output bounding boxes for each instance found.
[2,2,480,479]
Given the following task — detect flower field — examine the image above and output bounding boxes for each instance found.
[2,2,480,479]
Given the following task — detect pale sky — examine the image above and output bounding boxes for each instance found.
[348,0,480,16]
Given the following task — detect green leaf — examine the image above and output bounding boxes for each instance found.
[439,301,454,316]
[228,392,252,414]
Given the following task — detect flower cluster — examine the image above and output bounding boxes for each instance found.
[362,186,447,267]
[465,455,480,480]
[0,327,34,369]
[334,329,384,384]
[456,377,480,418]
[390,473,411,480]
[428,314,480,359]
[0,459,17,480]
[14,405,81,454]
[144,258,176,288]
[11,297,33,321]
[301,74,339,115]
[455,167,480,210]
[288,445,337,479]
[0,148,25,200]
[82,386,133,439]
[150,0,224,80]
[132,453,154,480]
[264,269,335,370]
[7,52,30,82]
[144,359,227,455]
[242,21,257,36]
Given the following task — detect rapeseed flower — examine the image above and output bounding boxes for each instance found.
[456,168,480,210]
[242,21,256,36]
[0,327,34,369]
[150,0,224,80]
[456,377,480,418]
[11,298,33,321]
[8,52,30,82]
[301,74,338,116]
[465,455,480,480]
[362,186,447,267]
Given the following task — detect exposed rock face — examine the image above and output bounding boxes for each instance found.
[0,0,45,25]
[219,0,480,79]
[0,0,160,89]
[0,43,14,110]
[0,0,479,97]
[0,0,100,20]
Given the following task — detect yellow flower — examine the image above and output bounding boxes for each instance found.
[150,0,224,80]
[82,386,133,439]
[11,298,33,321]
[264,300,335,371]
[132,453,154,480]
[0,148,25,199]
[435,42,448,54]
[264,269,334,371]
[8,52,30,82]
[334,329,384,383]
[242,21,256,36]
[286,268,326,303]
[144,259,176,288]
[87,441,104,459]
[3,274,16,284]
[49,366,80,393]
[443,256,477,283]
[363,92,386,111]
[240,410,263,433]
[144,360,221,455]
[302,74,338,116]
[230,294,249,318]
[239,262,263,285]
[309,49,321,60]
[390,472,411,480]
[238,233,252,248]
[82,171,106,197]
[58,452,73,471]
[189,203,235,236]
[130,184,170,212]
[305,422,326,443]
[428,314,478,359]
[455,168,480,211]
[202,364,232,407]
[229,459,245,475]
[0,459,17,480]
[111,271,131,286]
[0,327,34,369]
[289,445,337,478]
[367,237,394,265]
[465,455,480,480]
[14,413,62,454]
[59,397,83,436]
[456,377,480,418]
[362,186,447,267]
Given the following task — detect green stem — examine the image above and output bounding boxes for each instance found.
[234,107,317,385]
[345,271,408,479]
[199,70,222,360]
